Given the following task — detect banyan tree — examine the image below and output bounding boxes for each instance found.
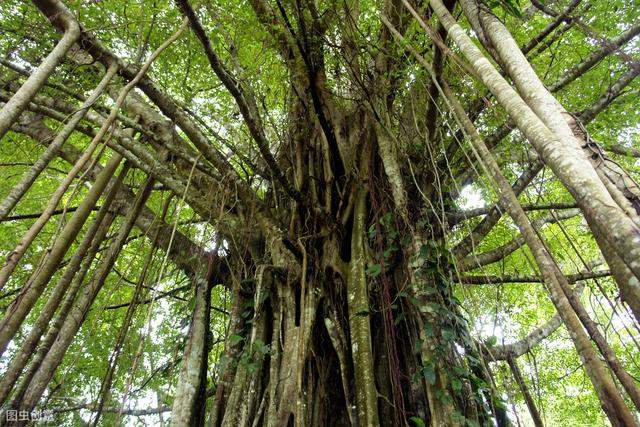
[0,0,639,424]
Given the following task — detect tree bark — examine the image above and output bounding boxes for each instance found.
[171,271,212,426]
[507,357,544,427]
[2,0,636,424]
[0,0,80,140]
[347,187,380,426]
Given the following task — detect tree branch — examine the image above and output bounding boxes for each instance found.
[456,209,581,272]
[456,270,611,285]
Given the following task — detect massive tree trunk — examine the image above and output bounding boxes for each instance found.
[0,0,638,425]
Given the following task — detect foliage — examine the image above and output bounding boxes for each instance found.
[0,0,638,424]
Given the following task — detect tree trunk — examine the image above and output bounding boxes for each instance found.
[507,357,543,427]
[0,0,80,140]
[0,0,637,425]
[171,272,213,426]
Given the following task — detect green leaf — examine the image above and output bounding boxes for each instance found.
[383,244,398,258]
[485,336,498,347]
[229,334,245,345]
[442,327,455,342]
[424,322,434,337]
[423,364,436,385]
[452,378,463,392]
[365,264,382,277]
[409,416,426,427]
[253,339,270,355]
